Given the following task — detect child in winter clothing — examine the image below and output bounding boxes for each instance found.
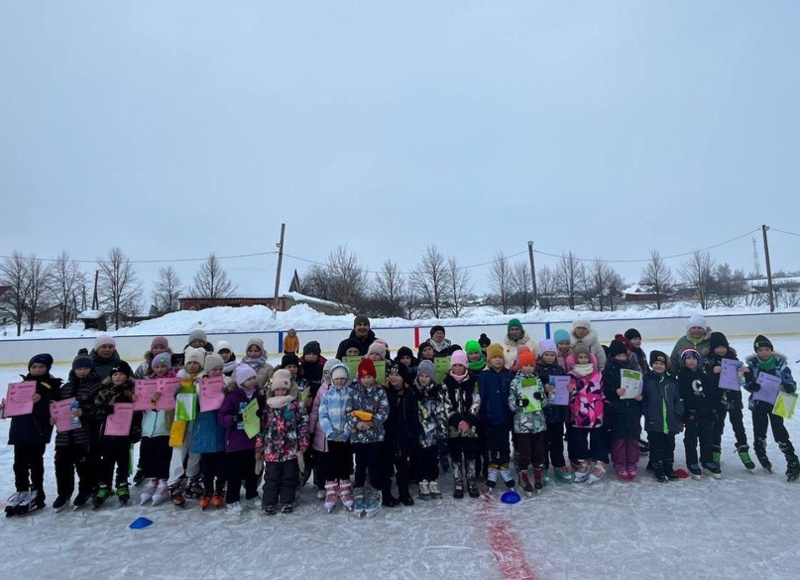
[93,361,141,508]
[167,347,204,506]
[283,329,300,355]
[300,341,325,401]
[537,339,572,483]
[3,353,61,516]
[256,369,309,515]
[465,340,486,373]
[395,347,418,381]
[478,344,515,491]
[318,363,355,511]
[242,338,275,387]
[678,348,720,479]
[134,336,172,379]
[570,318,606,371]
[345,359,389,516]
[191,354,228,509]
[280,353,311,410]
[602,339,642,481]
[138,353,174,506]
[642,351,684,483]
[216,341,237,377]
[553,329,572,373]
[744,335,800,481]
[52,350,101,511]
[218,365,263,513]
[567,344,608,483]
[704,332,754,469]
[508,349,547,493]
[446,351,481,498]
[417,343,435,364]
[624,329,649,373]
[308,358,340,499]
[414,359,448,501]
[382,362,421,506]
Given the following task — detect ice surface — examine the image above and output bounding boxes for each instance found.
[2,337,800,580]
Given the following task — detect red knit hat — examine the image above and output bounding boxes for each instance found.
[518,349,536,368]
[358,358,376,379]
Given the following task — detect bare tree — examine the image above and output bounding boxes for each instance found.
[605,267,625,312]
[326,245,369,311]
[537,264,558,311]
[510,261,532,313]
[98,247,144,330]
[711,263,747,308]
[490,252,511,314]
[410,245,451,318]
[48,251,86,328]
[641,250,673,309]
[581,259,625,312]
[557,251,583,310]
[446,257,473,318]
[371,260,406,317]
[153,266,183,314]
[191,253,236,300]
[0,251,27,335]
[22,255,51,332]
[300,264,330,301]
[680,250,715,310]
[403,284,425,320]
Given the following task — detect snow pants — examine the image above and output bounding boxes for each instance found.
[683,414,714,466]
[13,443,46,496]
[262,458,299,507]
[545,420,567,468]
[140,436,171,480]
[98,437,131,488]
[515,431,546,471]
[611,437,640,472]
[353,441,383,489]
[324,440,353,482]
[486,424,511,467]
[200,451,226,495]
[569,426,609,463]
[167,423,201,486]
[54,443,93,498]
[225,449,258,504]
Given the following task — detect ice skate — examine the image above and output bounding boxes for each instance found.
[737,446,756,470]
[688,464,702,480]
[139,478,157,505]
[702,461,722,480]
[324,482,339,513]
[365,489,381,518]
[588,462,607,485]
[151,481,170,506]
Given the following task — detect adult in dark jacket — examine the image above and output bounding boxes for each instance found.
[418,325,458,358]
[603,341,643,479]
[335,315,377,360]
[90,334,122,381]
[641,350,684,482]
[382,364,421,506]
[6,353,62,514]
[669,314,712,373]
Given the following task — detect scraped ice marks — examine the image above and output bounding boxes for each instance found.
[480,494,537,580]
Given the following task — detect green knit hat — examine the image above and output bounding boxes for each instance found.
[507,318,523,335]
[465,340,481,355]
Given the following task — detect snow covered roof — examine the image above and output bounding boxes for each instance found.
[78,310,105,319]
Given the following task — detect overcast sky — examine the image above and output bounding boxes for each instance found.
[2,2,799,300]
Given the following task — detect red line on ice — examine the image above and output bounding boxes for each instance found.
[481,496,538,580]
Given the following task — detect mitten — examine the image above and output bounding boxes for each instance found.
[533,392,543,401]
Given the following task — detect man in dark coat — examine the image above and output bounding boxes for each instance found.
[335,315,377,360]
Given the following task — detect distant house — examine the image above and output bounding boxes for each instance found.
[179,293,347,316]
[623,283,665,303]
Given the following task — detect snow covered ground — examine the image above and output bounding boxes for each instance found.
[2,336,799,580]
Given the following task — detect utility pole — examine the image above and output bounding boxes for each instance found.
[273,223,286,319]
[92,270,99,310]
[762,224,775,312]
[528,241,538,309]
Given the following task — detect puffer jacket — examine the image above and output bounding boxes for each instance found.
[94,377,142,442]
[191,373,229,453]
[345,382,389,444]
[568,366,605,429]
[445,373,480,438]
[319,367,353,442]
[90,349,121,381]
[570,327,606,371]
[478,367,514,427]
[678,366,717,419]
[508,371,547,434]
[641,370,683,434]
[55,370,101,447]
[9,372,62,446]
[503,331,538,372]
[602,358,642,439]
[217,385,264,452]
[744,352,797,410]
[669,330,712,373]
[413,379,448,448]
[384,383,421,454]
[256,395,309,462]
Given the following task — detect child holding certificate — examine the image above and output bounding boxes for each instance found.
[602,338,643,481]
[537,339,572,483]
[508,349,547,494]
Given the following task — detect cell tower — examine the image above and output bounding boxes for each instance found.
[752,237,761,277]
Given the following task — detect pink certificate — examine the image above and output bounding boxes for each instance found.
[51,398,81,432]
[3,381,37,417]
[198,376,226,412]
[134,379,159,411]
[156,377,182,411]
[104,402,134,436]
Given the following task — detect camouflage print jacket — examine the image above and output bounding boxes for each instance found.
[413,379,449,448]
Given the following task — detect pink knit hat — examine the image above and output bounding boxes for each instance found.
[451,350,468,368]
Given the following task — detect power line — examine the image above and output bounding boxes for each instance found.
[0,251,278,265]
[771,227,800,239]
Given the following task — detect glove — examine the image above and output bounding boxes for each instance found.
[533,392,543,401]
[232,413,243,423]
[785,384,797,395]
[750,382,761,392]
[515,397,529,407]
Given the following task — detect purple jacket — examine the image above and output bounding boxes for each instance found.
[308,381,329,453]
[217,386,263,453]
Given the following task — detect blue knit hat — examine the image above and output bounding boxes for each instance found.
[553,329,570,344]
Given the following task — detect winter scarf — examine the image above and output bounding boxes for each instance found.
[242,356,268,372]
[573,363,594,377]
[267,394,294,409]
[449,367,469,382]
[468,356,486,373]
[757,356,777,372]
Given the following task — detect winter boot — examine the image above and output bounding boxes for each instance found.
[170,484,186,507]
[573,461,590,483]
[365,489,382,518]
[533,468,544,492]
[554,465,573,483]
[779,442,800,482]
[382,490,400,508]
[73,491,91,509]
[614,465,629,481]
[688,464,703,480]
[588,462,607,484]
[353,487,366,516]
[626,465,638,481]
[92,486,112,510]
[152,480,170,506]
[754,438,772,472]
[53,495,70,513]
[281,503,293,514]
[140,478,157,505]
[737,445,756,470]
[429,480,442,500]
[339,480,355,510]
[652,462,668,483]
[519,471,533,494]
[420,480,433,500]
[702,461,722,480]
[499,464,515,489]
[664,462,679,481]
[324,482,339,512]
[712,445,722,466]
[116,484,130,506]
